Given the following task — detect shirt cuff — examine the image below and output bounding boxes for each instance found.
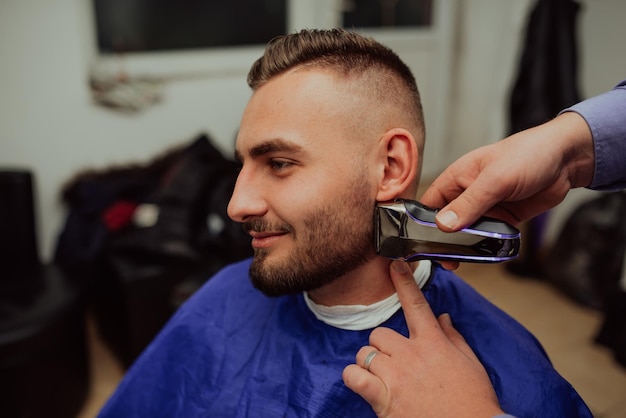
[560,80,626,190]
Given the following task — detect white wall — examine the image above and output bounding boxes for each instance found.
[578,0,625,97]
[0,0,253,261]
[1,0,624,261]
[445,0,533,162]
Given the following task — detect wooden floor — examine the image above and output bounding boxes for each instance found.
[78,262,626,417]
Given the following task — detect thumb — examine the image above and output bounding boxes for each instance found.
[435,183,498,231]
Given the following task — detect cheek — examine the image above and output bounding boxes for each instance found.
[268,179,338,226]
[272,162,375,217]
[289,169,347,200]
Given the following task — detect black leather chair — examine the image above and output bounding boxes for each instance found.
[0,169,89,418]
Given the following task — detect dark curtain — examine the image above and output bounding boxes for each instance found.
[506,0,582,278]
[508,0,626,370]
[508,0,582,135]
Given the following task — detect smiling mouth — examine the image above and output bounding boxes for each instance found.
[248,230,289,249]
[243,219,292,249]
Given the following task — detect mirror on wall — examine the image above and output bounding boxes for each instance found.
[343,0,432,28]
[93,0,288,53]
[92,0,433,55]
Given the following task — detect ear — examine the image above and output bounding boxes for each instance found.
[375,128,419,202]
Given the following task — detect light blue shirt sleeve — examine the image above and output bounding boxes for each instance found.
[561,80,626,190]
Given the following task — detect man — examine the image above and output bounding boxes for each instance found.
[99,29,591,417]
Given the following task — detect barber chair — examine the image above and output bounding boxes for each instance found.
[0,169,89,418]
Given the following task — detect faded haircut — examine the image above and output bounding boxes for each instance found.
[247,28,424,138]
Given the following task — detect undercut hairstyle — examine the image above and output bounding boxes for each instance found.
[247,28,425,139]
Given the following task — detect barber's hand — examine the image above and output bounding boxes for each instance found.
[420,112,595,233]
[342,261,504,418]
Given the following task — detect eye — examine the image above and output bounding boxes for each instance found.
[269,159,294,171]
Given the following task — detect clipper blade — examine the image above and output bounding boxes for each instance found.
[375,199,520,263]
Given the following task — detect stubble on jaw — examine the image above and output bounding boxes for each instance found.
[247,176,375,297]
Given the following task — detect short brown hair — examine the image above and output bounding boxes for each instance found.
[248,29,423,127]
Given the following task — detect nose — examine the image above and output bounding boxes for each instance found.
[227,167,267,223]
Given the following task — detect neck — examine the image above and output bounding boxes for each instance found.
[307,256,396,306]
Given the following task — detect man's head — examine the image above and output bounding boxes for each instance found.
[228,28,425,297]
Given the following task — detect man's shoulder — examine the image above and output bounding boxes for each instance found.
[424,264,474,295]
[213,257,254,279]
[424,264,529,333]
[134,257,273,357]
[181,257,259,306]
[196,257,254,294]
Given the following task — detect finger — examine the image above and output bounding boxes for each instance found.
[419,181,452,211]
[389,261,440,338]
[342,364,388,412]
[419,153,479,211]
[496,182,569,224]
[355,345,382,370]
[437,313,479,361]
[435,176,505,231]
[369,326,407,348]
[438,260,459,271]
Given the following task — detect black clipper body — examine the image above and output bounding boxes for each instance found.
[375,199,520,263]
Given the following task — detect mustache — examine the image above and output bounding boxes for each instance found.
[243,218,293,234]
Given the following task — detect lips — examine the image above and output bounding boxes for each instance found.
[248,230,289,248]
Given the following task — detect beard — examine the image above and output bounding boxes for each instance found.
[244,178,375,297]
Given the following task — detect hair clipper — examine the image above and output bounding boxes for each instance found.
[375,199,520,263]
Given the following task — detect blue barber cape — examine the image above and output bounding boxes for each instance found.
[99,259,592,418]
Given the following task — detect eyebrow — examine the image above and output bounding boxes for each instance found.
[234,139,304,163]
